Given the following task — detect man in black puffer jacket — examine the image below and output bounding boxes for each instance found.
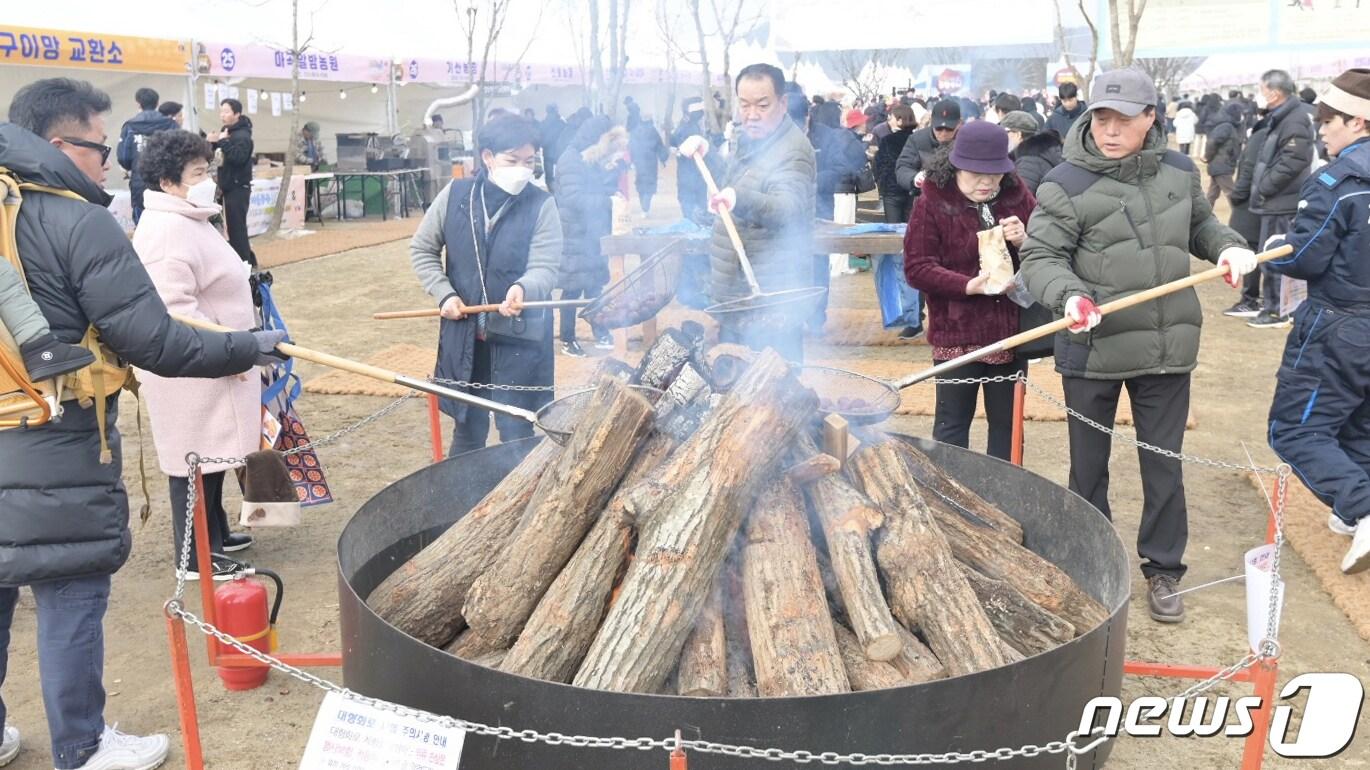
[1222,109,1268,318]
[115,87,176,224]
[0,79,281,770]
[1203,101,1245,206]
[212,98,255,265]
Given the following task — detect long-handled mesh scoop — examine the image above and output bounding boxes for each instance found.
[172,314,658,445]
[372,299,592,320]
[688,151,826,328]
[800,244,1295,425]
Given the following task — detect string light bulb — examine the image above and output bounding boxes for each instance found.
[339,89,348,100]
[299,92,307,103]
[370,84,379,94]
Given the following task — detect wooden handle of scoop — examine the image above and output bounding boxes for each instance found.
[373,299,593,320]
[690,152,761,295]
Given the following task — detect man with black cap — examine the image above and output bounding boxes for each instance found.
[895,98,961,197]
[1263,68,1370,575]
[1020,67,1257,624]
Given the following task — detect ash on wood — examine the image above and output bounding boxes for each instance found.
[849,438,1009,677]
[961,567,1077,657]
[573,351,817,693]
[743,478,850,696]
[632,328,696,391]
[366,438,562,648]
[463,378,656,647]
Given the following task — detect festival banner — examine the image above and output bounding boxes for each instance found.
[197,41,389,83]
[0,24,189,75]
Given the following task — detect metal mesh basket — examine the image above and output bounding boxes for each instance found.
[704,287,827,334]
[797,365,901,426]
[534,384,665,445]
[579,242,685,330]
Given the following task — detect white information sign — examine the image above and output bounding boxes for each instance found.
[299,691,465,770]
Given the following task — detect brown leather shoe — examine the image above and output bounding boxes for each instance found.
[1147,575,1185,623]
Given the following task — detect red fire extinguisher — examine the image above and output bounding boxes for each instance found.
[214,565,284,691]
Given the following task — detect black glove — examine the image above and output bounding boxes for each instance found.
[249,270,274,309]
[252,329,290,366]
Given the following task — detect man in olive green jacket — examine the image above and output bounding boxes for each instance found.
[1021,68,1257,624]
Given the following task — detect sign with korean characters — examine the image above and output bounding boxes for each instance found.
[299,691,465,770]
[0,25,189,75]
[199,41,389,83]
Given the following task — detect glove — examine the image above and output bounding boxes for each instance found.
[709,187,737,215]
[1217,246,1258,288]
[1263,234,1285,251]
[914,170,927,189]
[1064,295,1102,334]
[252,329,290,366]
[678,135,708,159]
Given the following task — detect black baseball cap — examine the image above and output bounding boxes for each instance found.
[931,99,961,130]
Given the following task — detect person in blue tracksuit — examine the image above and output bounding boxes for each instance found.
[1264,68,1370,574]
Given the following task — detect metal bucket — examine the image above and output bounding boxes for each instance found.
[338,435,1130,769]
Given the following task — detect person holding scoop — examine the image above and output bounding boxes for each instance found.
[903,120,1035,462]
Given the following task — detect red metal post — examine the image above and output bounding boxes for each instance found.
[428,394,444,463]
[190,467,218,665]
[1241,658,1280,769]
[1010,379,1027,466]
[165,613,206,770]
[670,729,687,770]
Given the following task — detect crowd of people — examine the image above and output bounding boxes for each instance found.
[0,51,1367,770]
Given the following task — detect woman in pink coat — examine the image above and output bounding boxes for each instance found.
[133,130,259,581]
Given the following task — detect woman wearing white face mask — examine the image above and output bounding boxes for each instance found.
[409,114,564,455]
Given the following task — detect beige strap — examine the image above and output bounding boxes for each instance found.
[1320,84,1370,121]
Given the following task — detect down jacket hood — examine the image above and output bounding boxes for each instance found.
[0,121,110,205]
[1062,112,1171,183]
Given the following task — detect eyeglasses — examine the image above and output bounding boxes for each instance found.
[61,137,111,164]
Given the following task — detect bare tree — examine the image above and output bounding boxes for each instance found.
[266,0,317,235]
[605,0,635,118]
[589,0,604,109]
[1136,56,1204,96]
[653,0,702,133]
[685,0,764,132]
[1054,0,1100,101]
[1107,0,1150,68]
[832,50,899,105]
[457,0,516,139]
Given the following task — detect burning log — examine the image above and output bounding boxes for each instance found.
[366,438,562,648]
[848,438,1009,677]
[896,442,1024,544]
[702,344,757,392]
[834,622,906,691]
[463,378,656,647]
[743,478,850,697]
[632,327,700,391]
[960,567,1077,657]
[573,351,817,693]
[677,583,727,697]
[800,439,902,662]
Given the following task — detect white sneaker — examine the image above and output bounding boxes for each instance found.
[0,725,19,767]
[1329,513,1358,537]
[67,724,169,770]
[1341,519,1370,575]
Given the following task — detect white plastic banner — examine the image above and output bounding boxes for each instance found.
[247,89,259,115]
[271,92,282,117]
[204,83,216,111]
[1245,543,1285,653]
[299,691,464,770]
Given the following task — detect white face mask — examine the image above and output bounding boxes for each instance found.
[1255,93,1269,110]
[489,165,533,196]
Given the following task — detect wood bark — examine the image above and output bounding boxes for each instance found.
[463,379,655,646]
[961,566,1077,657]
[444,628,505,659]
[834,622,906,691]
[742,478,850,697]
[896,442,1024,544]
[702,343,756,392]
[785,452,842,485]
[922,492,1110,634]
[803,462,902,662]
[574,351,817,692]
[366,439,561,648]
[677,583,727,697]
[722,547,758,698]
[849,439,1009,677]
[633,328,698,391]
[652,361,712,442]
[890,624,946,684]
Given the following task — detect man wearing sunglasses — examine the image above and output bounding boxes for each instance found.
[894,98,963,198]
[0,77,283,770]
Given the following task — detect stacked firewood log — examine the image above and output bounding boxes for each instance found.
[367,326,1109,697]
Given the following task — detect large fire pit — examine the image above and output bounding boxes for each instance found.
[338,435,1129,769]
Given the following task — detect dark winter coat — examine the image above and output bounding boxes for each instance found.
[1265,138,1370,314]
[1020,115,1246,379]
[539,113,568,180]
[1228,119,1266,245]
[709,117,816,303]
[894,126,946,195]
[554,117,620,292]
[0,123,260,586]
[875,127,914,200]
[903,165,1037,348]
[811,124,869,219]
[1249,97,1316,216]
[629,121,668,193]
[213,116,255,191]
[671,114,710,209]
[1046,101,1087,139]
[1012,131,1064,196]
[117,109,178,211]
[435,176,558,421]
[1202,104,1245,178]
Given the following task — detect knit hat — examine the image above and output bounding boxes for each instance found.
[999,111,1038,135]
[949,121,1015,175]
[1318,68,1370,120]
[240,450,301,527]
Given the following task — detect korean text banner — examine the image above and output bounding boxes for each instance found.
[0,25,189,75]
[199,42,389,84]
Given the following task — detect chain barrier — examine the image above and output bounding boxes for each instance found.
[430,376,558,393]
[162,370,1291,767]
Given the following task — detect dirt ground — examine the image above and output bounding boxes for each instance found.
[4,164,1370,770]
